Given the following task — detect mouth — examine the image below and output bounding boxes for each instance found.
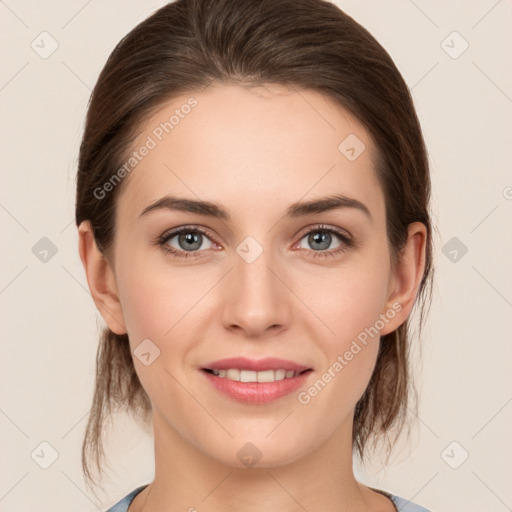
[200,357,313,404]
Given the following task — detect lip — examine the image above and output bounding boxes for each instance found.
[202,356,311,373]
[200,368,313,404]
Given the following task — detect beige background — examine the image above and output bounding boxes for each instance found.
[1,1,511,511]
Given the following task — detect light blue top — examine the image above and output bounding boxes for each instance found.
[105,484,431,511]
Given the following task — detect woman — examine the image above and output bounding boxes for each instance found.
[76,0,434,510]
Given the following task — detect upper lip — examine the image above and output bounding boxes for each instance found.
[202,357,311,372]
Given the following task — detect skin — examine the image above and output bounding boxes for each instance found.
[78,83,426,512]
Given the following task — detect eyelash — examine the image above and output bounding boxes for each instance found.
[156,224,355,260]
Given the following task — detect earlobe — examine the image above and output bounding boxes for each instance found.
[380,222,427,336]
[78,221,127,335]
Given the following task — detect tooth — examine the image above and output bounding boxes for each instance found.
[214,368,300,382]
[274,369,286,381]
[226,369,240,381]
[257,370,275,383]
[240,370,257,382]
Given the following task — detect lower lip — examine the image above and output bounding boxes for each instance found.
[201,369,312,404]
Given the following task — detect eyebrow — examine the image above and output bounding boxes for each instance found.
[139,193,372,222]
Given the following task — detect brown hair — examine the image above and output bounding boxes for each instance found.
[76,0,434,492]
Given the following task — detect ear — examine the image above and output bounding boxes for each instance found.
[379,221,427,336]
[78,220,127,335]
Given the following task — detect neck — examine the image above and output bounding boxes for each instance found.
[130,410,395,512]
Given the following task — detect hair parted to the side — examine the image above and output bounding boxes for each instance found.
[76,0,434,493]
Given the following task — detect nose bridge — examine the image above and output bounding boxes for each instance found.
[221,235,290,336]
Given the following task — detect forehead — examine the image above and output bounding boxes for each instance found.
[116,83,384,223]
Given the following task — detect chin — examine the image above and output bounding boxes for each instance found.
[206,436,308,470]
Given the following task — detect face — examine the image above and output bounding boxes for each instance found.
[104,83,404,467]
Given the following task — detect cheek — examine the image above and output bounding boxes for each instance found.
[118,267,194,342]
[311,256,391,346]
[114,262,199,398]
[113,240,177,339]
[295,269,390,417]
[304,252,391,390]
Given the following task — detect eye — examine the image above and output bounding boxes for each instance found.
[157,224,354,260]
[158,226,218,259]
[295,225,354,259]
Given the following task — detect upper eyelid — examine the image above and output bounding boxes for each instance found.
[297,224,351,240]
[161,225,216,242]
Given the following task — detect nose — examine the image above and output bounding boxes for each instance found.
[220,248,291,338]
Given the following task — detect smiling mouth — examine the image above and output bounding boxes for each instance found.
[202,368,312,383]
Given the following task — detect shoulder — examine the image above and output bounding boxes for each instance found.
[389,493,432,512]
[105,485,149,512]
[371,486,431,512]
